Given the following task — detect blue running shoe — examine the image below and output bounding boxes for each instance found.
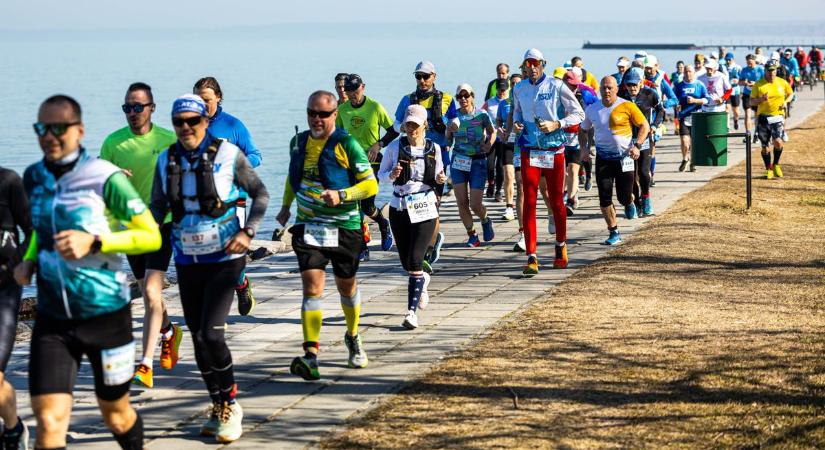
[624,203,638,219]
[379,219,393,251]
[466,233,481,248]
[429,232,444,263]
[604,230,622,246]
[642,197,653,216]
[481,217,495,242]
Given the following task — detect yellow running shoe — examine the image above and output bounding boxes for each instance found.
[160,323,183,370]
[553,244,568,269]
[765,168,774,180]
[522,255,539,277]
[132,364,153,388]
[773,164,783,178]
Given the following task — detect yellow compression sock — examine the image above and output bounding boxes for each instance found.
[301,296,323,346]
[340,290,361,336]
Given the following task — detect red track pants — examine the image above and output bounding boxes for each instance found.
[521,150,566,255]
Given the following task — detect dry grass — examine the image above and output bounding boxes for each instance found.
[323,109,825,449]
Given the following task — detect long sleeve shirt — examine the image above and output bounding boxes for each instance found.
[512,74,585,151]
[378,139,444,210]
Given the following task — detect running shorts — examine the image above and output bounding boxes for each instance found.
[501,143,515,166]
[450,155,488,190]
[756,115,786,147]
[126,222,173,280]
[291,224,362,279]
[728,94,741,108]
[564,146,582,165]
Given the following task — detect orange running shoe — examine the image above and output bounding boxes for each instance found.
[553,244,568,269]
[160,323,183,370]
[132,363,153,388]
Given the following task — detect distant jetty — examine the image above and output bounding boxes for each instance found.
[582,41,701,50]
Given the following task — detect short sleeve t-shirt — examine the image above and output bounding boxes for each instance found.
[750,77,793,117]
[582,98,646,160]
[99,125,176,206]
[335,96,394,150]
[452,110,492,156]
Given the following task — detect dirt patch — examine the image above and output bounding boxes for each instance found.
[323,111,825,449]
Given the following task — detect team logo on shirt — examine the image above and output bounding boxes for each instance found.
[350,116,365,129]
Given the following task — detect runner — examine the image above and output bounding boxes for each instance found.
[794,47,808,81]
[809,46,822,80]
[698,59,732,115]
[611,57,631,85]
[378,105,446,329]
[277,90,377,381]
[749,60,794,179]
[724,53,743,130]
[393,61,459,272]
[0,166,32,450]
[483,78,511,202]
[149,94,268,442]
[561,71,598,214]
[447,83,496,247]
[694,53,707,77]
[100,82,182,389]
[334,73,349,105]
[17,95,161,450]
[498,74,522,226]
[619,69,664,217]
[780,49,801,89]
[512,48,584,276]
[194,77,263,317]
[740,54,765,143]
[484,63,510,101]
[336,74,399,261]
[571,56,599,91]
[671,61,686,85]
[581,77,650,245]
[643,55,678,187]
[674,65,710,172]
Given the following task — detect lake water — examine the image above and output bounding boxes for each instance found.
[2,21,823,240]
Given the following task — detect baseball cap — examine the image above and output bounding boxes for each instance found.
[403,104,427,126]
[495,78,510,91]
[455,83,475,97]
[634,50,648,60]
[710,51,719,60]
[704,59,719,69]
[172,94,206,116]
[622,68,642,85]
[725,52,735,60]
[694,53,705,62]
[563,71,581,85]
[616,57,631,68]
[414,61,436,75]
[765,60,779,70]
[553,66,567,79]
[644,55,658,68]
[343,74,363,91]
[523,48,545,62]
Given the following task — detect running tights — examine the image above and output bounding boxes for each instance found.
[521,151,566,255]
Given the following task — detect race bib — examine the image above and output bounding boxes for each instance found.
[767,115,784,125]
[683,115,693,127]
[304,223,339,248]
[452,153,473,172]
[404,191,439,224]
[101,341,135,386]
[513,148,521,168]
[529,150,555,169]
[622,156,635,173]
[507,130,517,144]
[180,222,223,255]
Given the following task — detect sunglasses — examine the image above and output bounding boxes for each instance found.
[122,103,153,114]
[456,93,472,100]
[414,73,432,81]
[33,122,80,138]
[523,58,542,67]
[307,108,336,119]
[171,116,204,127]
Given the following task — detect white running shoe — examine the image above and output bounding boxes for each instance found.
[547,215,556,235]
[513,234,526,252]
[419,272,431,310]
[215,401,244,443]
[502,206,515,221]
[402,309,418,329]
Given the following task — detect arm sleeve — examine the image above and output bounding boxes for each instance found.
[558,84,585,128]
[282,178,295,206]
[149,163,169,225]
[23,231,37,262]
[342,139,378,201]
[233,152,269,232]
[101,172,161,255]
[377,140,399,184]
[235,122,262,168]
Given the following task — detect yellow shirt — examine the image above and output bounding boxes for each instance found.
[750,77,793,117]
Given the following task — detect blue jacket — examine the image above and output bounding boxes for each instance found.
[780,56,800,78]
[674,81,710,120]
[208,106,262,168]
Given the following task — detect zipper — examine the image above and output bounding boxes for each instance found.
[51,180,73,319]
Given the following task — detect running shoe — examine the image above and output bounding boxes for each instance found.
[216,401,244,443]
[679,160,689,172]
[160,323,183,370]
[513,234,526,252]
[419,272,431,310]
[359,247,370,262]
[650,178,656,187]
[481,218,495,242]
[604,230,622,246]
[733,118,739,130]
[522,255,539,277]
[132,364,153,389]
[236,277,256,316]
[689,163,696,172]
[502,206,515,221]
[495,192,503,203]
[547,215,556,235]
[565,202,574,216]
[625,203,638,220]
[422,260,433,274]
[569,195,579,210]
[578,175,586,186]
[765,168,774,180]
[553,244,568,269]
[402,309,419,330]
[429,232,444,264]
[443,181,453,196]
[584,178,592,191]
[642,197,653,216]
[290,354,321,381]
[466,233,481,248]
[379,218,394,251]
[201,402,221,437]
[485,182,495,198]
[344,333,368,369]
[773,164,783,178]
[3,418,29,450]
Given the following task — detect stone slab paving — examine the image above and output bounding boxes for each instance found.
[6,88,822,448]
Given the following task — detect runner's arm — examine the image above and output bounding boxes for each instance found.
[660,80,679,108]
[378,127,400,148]
[235,122,262,168]
[377,140,399,184]
[558,84,585,128]
[341,138,378,201]
[101,172,161,255]
[233,152,269,233]
[149,164,169,225]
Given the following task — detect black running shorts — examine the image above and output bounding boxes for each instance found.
[291,224,362,279]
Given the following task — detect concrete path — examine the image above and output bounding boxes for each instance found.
[6,88,823,448]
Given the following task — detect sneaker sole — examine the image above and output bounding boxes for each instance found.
[290,358,320,381]
[348,359,369,369]
[216,431,243,443]
[402,319,418,330]
[521,271,538,278]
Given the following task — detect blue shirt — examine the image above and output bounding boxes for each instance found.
[674,81,710,120]
[739,66,765,95]
[207,106,262,168]
[780,56,800,78]
[725,62,743,96]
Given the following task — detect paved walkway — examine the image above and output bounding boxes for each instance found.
[6,88,823,448]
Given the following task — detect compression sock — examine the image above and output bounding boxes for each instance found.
[773,148,783,165]
[761,152,772,169]
[301,296,323,346]
[340,290,362,336]
[113,412,144,450]
[407,276,426,312]
[235,274,248,290]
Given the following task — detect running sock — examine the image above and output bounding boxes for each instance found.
[160,325,173,340]
[467,228,476,236]
[609,226,618,232]
[113,412,144,450]
[773,148,783,165]
[218,383,237,405]
[407,276,426,312]
[340,290,361,337]
[140,357,153,368]
[301,296,323,345]
[761,152,772,169]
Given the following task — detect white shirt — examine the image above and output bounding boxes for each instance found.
[378,139,444,209]
[698,71,732,112]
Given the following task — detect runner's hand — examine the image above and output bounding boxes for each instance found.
[53,230,95,260]
[538,120,560,133]
[276,206,290,226]
[513,122,524,133]
[628,147,640,160]
[225,232,251,254]
[13,260,35,286]
[435,171,447,184]
[390,164,403,180]
[320,189,341,207]
[367,143,381,162]
[447,122,459,133]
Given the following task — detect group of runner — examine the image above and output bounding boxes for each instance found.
[0,44,802,449]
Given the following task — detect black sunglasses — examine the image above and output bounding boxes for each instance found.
[122,103,154,114]
[172,116,204,127]
[414,73,432,81]
[456,93,472,100]
[33,122,80,138]
[307,108,336,119]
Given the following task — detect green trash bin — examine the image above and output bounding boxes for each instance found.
[690,111,728,166]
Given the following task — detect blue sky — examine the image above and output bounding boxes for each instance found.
[3,0,825,30]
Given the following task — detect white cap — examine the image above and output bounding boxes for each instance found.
[455,83,475,97]
[523,48,545,62]
[571,67,583,79]
[634,50,648,60]
[771,51,781,61]
[704,59,719,69]
[403,104,428,126]
[414,61,436,74]
[616,57,631,68]
[644,55,658,68]
[710,51,719,59]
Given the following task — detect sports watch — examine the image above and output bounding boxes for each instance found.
[242,227,255,239]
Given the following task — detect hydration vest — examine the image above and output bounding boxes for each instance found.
[165,138,235,222]
[394,137,437,188]
[288,128,356,194]
[409,90,446,134]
